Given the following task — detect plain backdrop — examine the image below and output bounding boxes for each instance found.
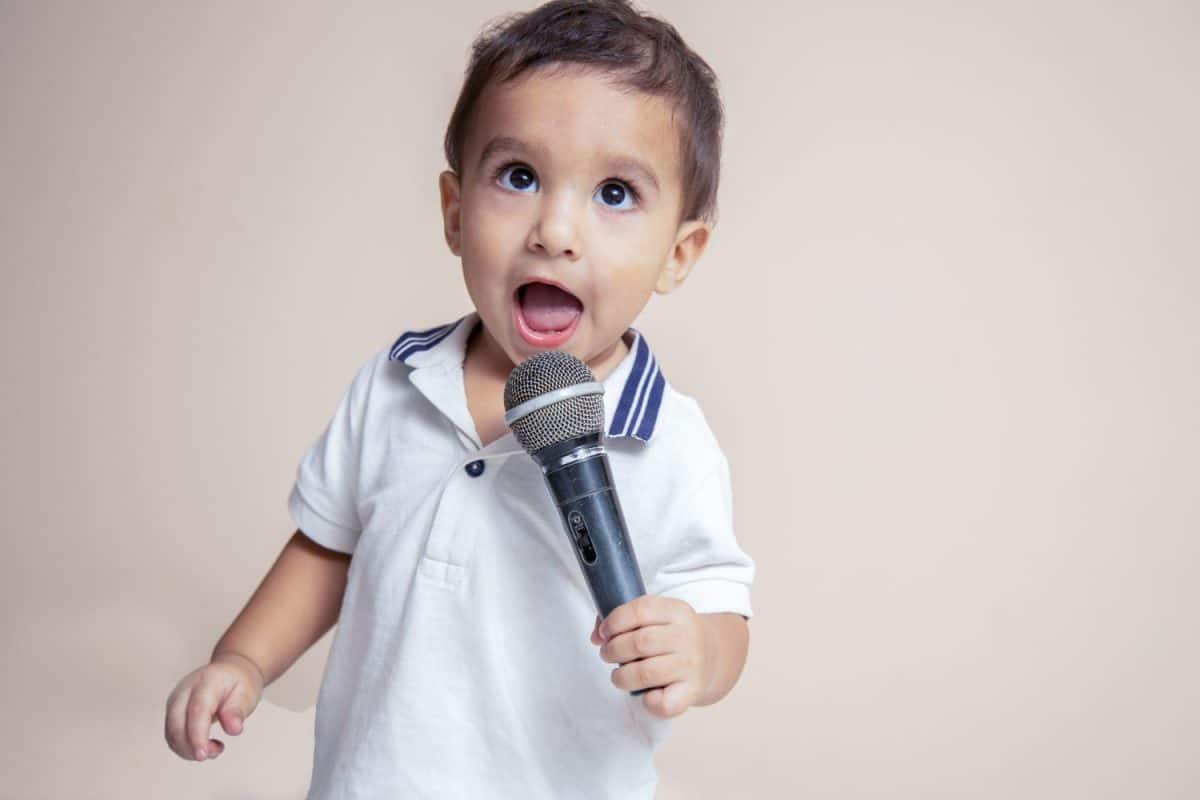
[1,1,1197,798]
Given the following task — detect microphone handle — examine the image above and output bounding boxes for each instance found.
[537,435,653,696]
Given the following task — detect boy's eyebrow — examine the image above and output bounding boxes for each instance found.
[605,156,660,193]
[477,135,661,193]
[477,135,537,170]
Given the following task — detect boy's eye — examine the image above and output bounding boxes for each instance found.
[494,163,638,210]
[496,163,538,192]
[594,181,637,211]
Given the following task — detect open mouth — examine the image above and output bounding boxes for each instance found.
[513,280,583,347]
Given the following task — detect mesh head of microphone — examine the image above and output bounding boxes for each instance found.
[504,351,604,453]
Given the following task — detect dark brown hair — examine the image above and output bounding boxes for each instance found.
[443,0,723,225]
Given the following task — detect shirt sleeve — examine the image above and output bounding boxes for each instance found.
[647,453,755,619]
[286,355,377,555]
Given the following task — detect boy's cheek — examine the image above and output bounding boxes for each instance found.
[463,231,532,277]
[469,192,533,227]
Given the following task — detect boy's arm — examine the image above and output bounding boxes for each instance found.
[695,612,750,707]
[211,530,352,686]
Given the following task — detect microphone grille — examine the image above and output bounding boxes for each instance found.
[504,351,604,453]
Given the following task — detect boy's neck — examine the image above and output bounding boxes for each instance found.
[462,321,632,449]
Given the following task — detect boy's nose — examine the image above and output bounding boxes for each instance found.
[526,197,581,260]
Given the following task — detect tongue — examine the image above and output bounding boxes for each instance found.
[521,283,582,332]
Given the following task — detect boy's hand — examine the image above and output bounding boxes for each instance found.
[164,652,264,762]
[590,595,711,720]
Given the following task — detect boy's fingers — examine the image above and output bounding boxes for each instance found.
[589,616,603,646]
[641,687,669,718]
[165,687,192,758]
[642,681,697,719]
[186,682,220,759]
[611,653,685,693]
[599,595,681,641]
[599,623,677,664]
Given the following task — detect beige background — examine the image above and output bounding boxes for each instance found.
[2,0,1197,797]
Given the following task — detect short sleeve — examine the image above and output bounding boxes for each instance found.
[287,355,377,554]
[647,453,755,619]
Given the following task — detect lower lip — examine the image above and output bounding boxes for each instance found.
[512,294,582,349]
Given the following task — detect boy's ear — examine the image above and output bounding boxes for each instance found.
[654,219,711,295]
[438,170,462,256]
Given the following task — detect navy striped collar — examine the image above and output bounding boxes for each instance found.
[388,314,667,443]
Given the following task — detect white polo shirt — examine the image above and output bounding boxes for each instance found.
[288,312,754,800]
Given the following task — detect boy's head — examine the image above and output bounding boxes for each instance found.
[438,0,725,377]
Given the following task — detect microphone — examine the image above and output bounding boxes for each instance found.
[504,351,652,696]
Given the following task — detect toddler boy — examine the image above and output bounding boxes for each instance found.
[164,1,755,797]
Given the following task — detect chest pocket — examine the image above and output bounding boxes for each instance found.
[414,452,521,589]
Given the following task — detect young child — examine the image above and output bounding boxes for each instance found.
[164,1,754,796]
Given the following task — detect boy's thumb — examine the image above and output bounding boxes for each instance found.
[217,697,250,735]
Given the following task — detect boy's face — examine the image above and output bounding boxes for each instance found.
[439,64,711,379]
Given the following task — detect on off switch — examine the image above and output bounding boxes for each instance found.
[567,511,598,564]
